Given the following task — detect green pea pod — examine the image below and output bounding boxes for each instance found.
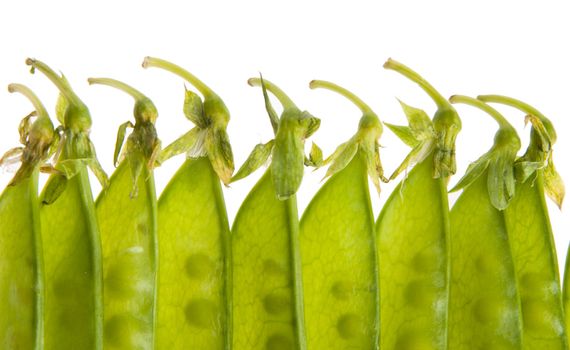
[448,95,523,349]
[143,57,233,349]
[478,95,568,349]
[27,59,108,350]
[231,76,319,350]
[0,84,55,349]
[299,80,383,349]
[88,78,159,349]
[376,59,461,350]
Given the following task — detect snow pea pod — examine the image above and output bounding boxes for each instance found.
[0,84,55,349]
[26,59,108,350]
[231,77,319,350]
[376,58,461,350]
[300,80,383,349]
[478,95,567,350]
[142,57,234,350]
[448,95,522,349]
[89,78,160,349]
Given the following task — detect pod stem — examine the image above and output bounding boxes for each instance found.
[8,83,50,120]
[450,95,513,131]
[477,94,546,120]
[87,77,146,101]
[309,79,373,114]
[383,58,449,109]
[248,77,296,110]
[25,58,79,104]
[142,56,214,99]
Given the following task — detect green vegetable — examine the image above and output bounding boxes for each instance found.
[299,80,383,349]
[89,77,159,349]
[142,57,233,349]
[447,95,522,349]
[231,76,319,349]
[376,58,461,350]
[27,59,108,350]
[479,94,568,349]
[0,84,55,349]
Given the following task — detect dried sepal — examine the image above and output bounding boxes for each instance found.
[0,147,24,171]
[543,151,565,208]
[183,88,206,128]
[87,137,109,188]
[55,93,68,125]
[42,174,67,205]
[487,151,517,210]
[384,123,417,147]
[205,127,234,185]
[271,128,306,200]
[232,139,275,182]
[398,99,433,137]
[18,111,36,144]
[362,141,386,195]
[450,155,490,193]
[389,139,434,180]
[323,140,358,180]
[158,127,203,164]
[304,142,323,167]
[260,75,279,134]
[114,121,134,167]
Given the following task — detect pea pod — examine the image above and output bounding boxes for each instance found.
[0,84,55,349]
[299,80,383,349]
[142,57,234,349]
[376,58,461,350]
[478,95,567,349]
[448,95,522,349]
[27,59,108,350]
[89,78,160,349]
[231,76,319,350]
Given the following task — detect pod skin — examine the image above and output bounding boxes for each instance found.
[479,95,567,350]
[0,84,55,349]
[448,95,523,349]
[376,59,461,350]
[142,57,234,349]
[300,80,383,349]
[231,77,319,350]
[27,59,108,350]
[90,78,160,349]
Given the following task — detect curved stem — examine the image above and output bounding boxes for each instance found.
[25,58,79,104]
[8,83,50,120]
[248,77,296,109]
[477,94,547,121]
[142,57,214,99]
[88,78,146,101]
[450,95,513,131]
[383,58,449,109]
[309,80,373,114]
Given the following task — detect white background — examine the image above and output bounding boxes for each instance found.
[1,1,569,271]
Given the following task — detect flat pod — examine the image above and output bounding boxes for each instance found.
[300,153,379,349]
[0,83,53,350]
[28,59,105,350]
[142,57,233,350]
[90,77,159,349]
[95,163,157,349]
[40,169,102,350]
[478,94,568,349]
[232,169,304,350]
[505,175,567,349]
[449,173,522,349]
[157,157,231,349]
[376,156,449,350]
[0,172,43,349]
